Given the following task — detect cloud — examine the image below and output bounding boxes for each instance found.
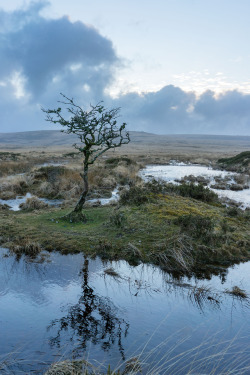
[113,87,250,135]
[0,1,119,131]
[0,2,249,136]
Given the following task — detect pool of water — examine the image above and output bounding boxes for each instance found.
[0,249,249,374]
[140,164,250,209]
[88,187,119,206]
[0,193,62,211]
[0,188,119,211]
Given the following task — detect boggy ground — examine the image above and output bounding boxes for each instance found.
[0,146,250,276]
[1,180,249,276]
[0,154,141,201]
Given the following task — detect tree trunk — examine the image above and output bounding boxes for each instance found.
[73,163,89,213]
[61,162,89,222]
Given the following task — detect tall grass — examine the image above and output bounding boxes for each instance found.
[43,328,250,374]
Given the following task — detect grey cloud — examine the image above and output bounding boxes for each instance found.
[195,90,250,118]
[113,87,250,135]
[0,1,118,98]
[113,85,195,133]
[0,1,49,33]
[0,1,119,132]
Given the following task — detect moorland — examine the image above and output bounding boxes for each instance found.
[0,131,249,274]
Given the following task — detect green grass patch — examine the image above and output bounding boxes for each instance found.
[218,151,250,167]
[1,192,249,274]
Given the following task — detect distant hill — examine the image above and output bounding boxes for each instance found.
[0,130,250,147]
[0,131,250,157]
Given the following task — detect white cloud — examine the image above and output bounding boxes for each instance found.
[171,70,250,95]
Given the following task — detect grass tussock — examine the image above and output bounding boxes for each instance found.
[45,358,141,375]
[109,210,127,228]
[19,196,49,211]
[188,285,220,309]
[0,174,34,199]
[9,238,42,257]
[45,360,85,375]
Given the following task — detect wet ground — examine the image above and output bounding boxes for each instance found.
[140,163,250,209]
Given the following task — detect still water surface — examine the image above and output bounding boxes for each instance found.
[0,249,249,374]
[140,164,250,209]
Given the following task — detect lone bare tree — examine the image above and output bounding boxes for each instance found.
[42,94,130,222]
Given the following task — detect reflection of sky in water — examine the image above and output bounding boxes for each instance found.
[0,249,249,374]
[0,192,62,211]
[140,164,250,208]
[0,189,118,211]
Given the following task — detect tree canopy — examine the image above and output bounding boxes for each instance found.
[42,94,130,222]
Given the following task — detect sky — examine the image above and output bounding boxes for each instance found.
[0,0,250,135]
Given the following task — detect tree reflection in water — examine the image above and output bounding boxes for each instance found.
[48,257,129,359]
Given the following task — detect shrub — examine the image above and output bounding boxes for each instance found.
[145,180,218,204]
[218,151,250,167]
[175,214,215,239]
[120,186,151,206]
[177,183,218,203]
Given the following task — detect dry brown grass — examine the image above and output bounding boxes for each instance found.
[154,234,195,272]
[9,239,42,256]
[19,196,49,210]
[0,160,34,177]
[22,158,142,201]
[0,174,34,198]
